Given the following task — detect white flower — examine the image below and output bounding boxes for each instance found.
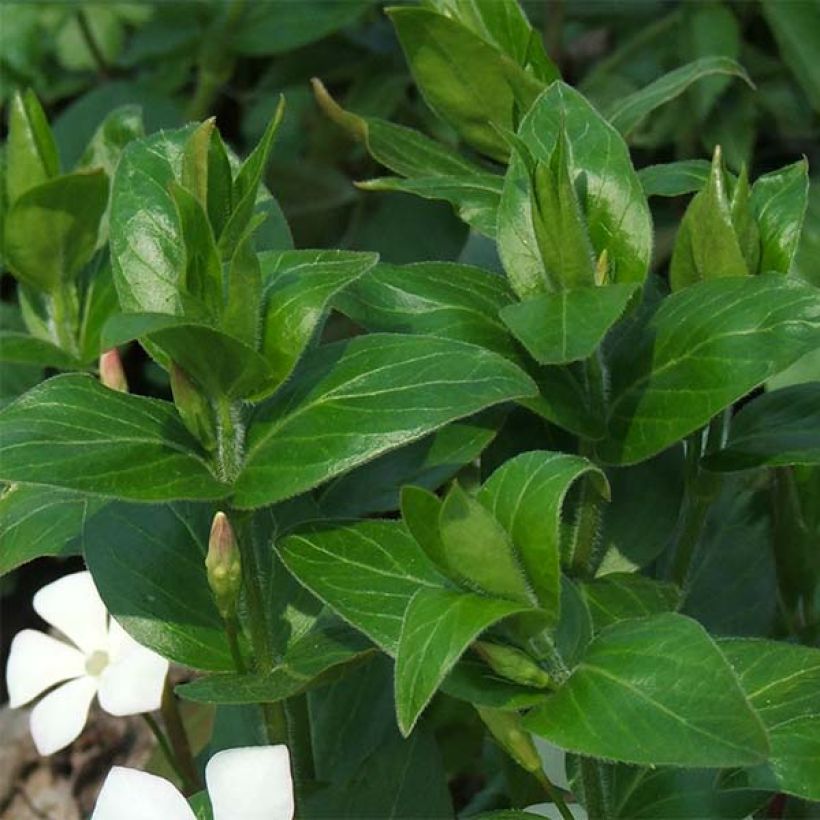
[5,570,169,755]
[92,745,294,820]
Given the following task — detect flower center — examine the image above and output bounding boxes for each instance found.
[85,650,109,677]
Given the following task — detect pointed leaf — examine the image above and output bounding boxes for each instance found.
[0,332,82,369]
[578,573,681,633]
[599,275,820,464]
[7,89,59,203]
[236,334,536,509]
[500,283,639,365]
[396,588,536,735]
[525,613,769,767]
[638,159,713,198]
[0,374,227,500]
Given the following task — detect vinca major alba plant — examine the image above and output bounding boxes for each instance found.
[1,1,819,818]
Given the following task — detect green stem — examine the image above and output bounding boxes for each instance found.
[263,702,289,745]
[142,714,187,785]
[580,758,609,820]
[225,615,247,673]
[214,396,243,484]
[535,770,575,820]
[285,694,315,785]
[49,284,80,358]
[569,474,604,577]
[76,9,110,78]
[160,680,201,795]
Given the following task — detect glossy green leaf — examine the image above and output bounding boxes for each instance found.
[578,573,681,633]
[257,249,378,389]
[750,160,809,275]
[441,657,549,711]
[526,364,607,440]
[83,501,233,670]
[525,613,769,767]
[6,89,59,203]
[638,159,712,198]
[721,638,820,800]
[388,6,545,161]
[762,0,820,113]
[337,261,517,359]
[498,82,652,299]
[599,275,820,465]
[607,57,752,137]
[0,484,101,575]
[177,621,373,703]
[401,485,454,581]
[705,383,820,470]
[78,104,144,181]
[0,332,82,369]
[4,170,108,292]
[102,313,276,401]
[396,588,535,735]
[319,413,500,516]
[279,520,446,654]
[357,175,502,238]
[236,334,535,508]
[479,451,608,620]
[439,482,533,603]
[0,374,227,500]
[501,283,639,365]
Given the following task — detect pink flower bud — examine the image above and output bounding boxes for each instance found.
[99,349,128,393]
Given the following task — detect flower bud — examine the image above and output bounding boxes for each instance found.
[206,512,242,619]
[99,349,128,392]
[473,641,552,689]
[477,706,543,776]
[170,363,216,451]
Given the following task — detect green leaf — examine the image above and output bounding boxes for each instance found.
[257,249,378,390]
[578,573,681,633]
[479,451,608,621]
[498,82,652,299]
[0,374,227,501]
[750,160,809,275]
[638,159,712,198]
[400,485,453,580]
[762,0,820,114]
[395,587,536,735]
[598,275,820,465]
[357,175,502,238]
[607,57,752,137]
[387,6,545,161]
[83,501,233,671]
[279,520,446,654]
[500,284,639,365]
[525,613,769,767]
[0,332,82,369]
[320,414,500,517]
[670,147,750,290]
[102,313,276,401]
[526,364,607,440]
[0,484,101,575]
[235,334,535,509]
[177,620,373,703]
[441,658,549,711]
[4,170,108,292]
[78,104,145,181]
[705,383,820,470]
[336,261,517,360]
[439,482,533,603]
[6,89,59,203]
[721,638,820,800]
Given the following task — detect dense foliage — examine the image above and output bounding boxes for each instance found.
[1,1,819,818]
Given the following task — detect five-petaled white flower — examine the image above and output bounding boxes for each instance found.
[92,745,294,820]
[5,570,169,755]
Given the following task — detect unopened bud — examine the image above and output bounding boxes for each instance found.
[206,512,242,619]
[170,363,216,451]
[594,248,610,286]
[99,349,128,392]
[477,706,543,776]
[474,641,552,689]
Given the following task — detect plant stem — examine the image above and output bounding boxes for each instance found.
[76,9,110,78]
[225,615,247,673]
[285,694,315,785]
[569,473,604,577]
[49,284,80,358]
[160,680,201,795]
[214,396,243,484]
[142,714,187,785]
[580,758,609,820]
[535,770,575,820]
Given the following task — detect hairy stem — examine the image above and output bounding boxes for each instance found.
[580,758,609,820]
[285,694,315,785]
[535,769,575,820]
[160,680,201,795]
[214,395,243,484]
[49,284,80,358]
[225,615,247,673]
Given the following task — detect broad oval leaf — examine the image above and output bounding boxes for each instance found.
[0,332,82,370]
[599,275,820,465]
[279,520,446,654]
[235,334,536,509]
[0,374,227,501]
[705,383,820,471]
[395,588,536,735]
[83,501,233,671]
[525,613,770,767]
[578,573,681,633]
[498,82,653,299]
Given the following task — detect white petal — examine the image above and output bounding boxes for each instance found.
[29,676,97,755]
[92,766,195,820]
[33,571,109,655]
[534,737,570,791]
[206,746,294,820]
[97,630,168,716]
[5,629,86,707]
[525,803,588,820]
